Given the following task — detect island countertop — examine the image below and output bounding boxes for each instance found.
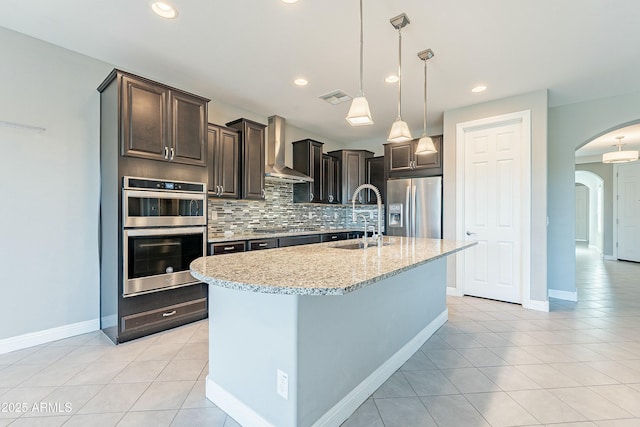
[190,237,475,295]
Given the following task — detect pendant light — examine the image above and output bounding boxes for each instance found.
[602,136,639,163]
[345,0,373,126]
[387,13,412,143]
[415,49,436,154]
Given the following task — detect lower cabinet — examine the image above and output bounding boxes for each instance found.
[277,234,322,247]
[248,238,278,250]
[209,241,246,255]
[320,232,349,242]
[117,283,208,343]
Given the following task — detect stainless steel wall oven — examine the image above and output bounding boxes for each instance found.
[122,177,207,297]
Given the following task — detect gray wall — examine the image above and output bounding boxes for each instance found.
[547,91,640,293]
[0,27,111,340]
[575,163,613,255]
[0,27,346,345]
[442,90,549,302]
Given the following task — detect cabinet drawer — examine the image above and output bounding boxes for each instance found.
[278,234,321,247]
[321,232,348,242]
[121,298,207,334]
[210,241,246,255]
[248,238,278,250]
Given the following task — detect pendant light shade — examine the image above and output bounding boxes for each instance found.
[388,118,413,143]
[387,13,412,143]
[346,0,373,126]
[602,136,639,163]
[416,48,436,154]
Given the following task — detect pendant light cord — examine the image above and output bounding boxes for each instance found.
[397,27,402,119]
[359,0,364,96]
[423,58,427,135]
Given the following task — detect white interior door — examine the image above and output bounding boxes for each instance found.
[617,162,640,262]
[575,184,589,242]
[459,114,530,304]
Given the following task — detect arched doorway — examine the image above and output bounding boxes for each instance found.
[575,171,604,254]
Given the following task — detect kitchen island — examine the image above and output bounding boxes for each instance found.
[190,237,474,427]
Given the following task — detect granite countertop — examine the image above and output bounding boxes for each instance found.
[208,228,362,243]
[190,237,476,296]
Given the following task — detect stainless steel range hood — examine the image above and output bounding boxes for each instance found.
[265,115,314,184]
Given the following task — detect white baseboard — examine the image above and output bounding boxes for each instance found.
[548,289,578,302]
[206,310,449,427]
[0,319,100,355]
[206,378,275,427]
[446,287,463,297]
[523,299,549,312]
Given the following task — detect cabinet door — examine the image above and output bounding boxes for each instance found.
[366,156,385,204]
[218,128,240,198]
[344,151,364,203]
[207,126,218,194]
[170,91,207,166]
[121,75,168,161]
[311,142,323,202]
[242,122,266,200]
[413,135,442,171]
[387,142,413,173]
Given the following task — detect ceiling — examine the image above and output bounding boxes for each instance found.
[2,0,640,147]
[575,124,640,160]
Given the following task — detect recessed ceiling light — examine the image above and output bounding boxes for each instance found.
[151,1,178,18]
[281,0,299,3]
[294,78,308,86]
[472,85,487,93]
[385,75,399,83]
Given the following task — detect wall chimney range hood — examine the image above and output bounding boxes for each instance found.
[265,115,314,184]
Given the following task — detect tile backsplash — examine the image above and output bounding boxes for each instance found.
[207,181,384,236]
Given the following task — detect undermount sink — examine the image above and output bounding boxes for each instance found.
[333,241,393,250]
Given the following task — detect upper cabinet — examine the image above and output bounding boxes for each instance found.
[327,149,374,204]
[365,156,385,204]
[292,139,323,203]
[207,124,239,198]
[99,69,208,167]
[384,135,443,178]
[226,118,266,200]
[322,154,340,204]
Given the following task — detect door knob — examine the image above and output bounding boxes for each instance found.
[466,231,476,236]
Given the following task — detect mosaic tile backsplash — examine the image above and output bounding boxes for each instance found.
[207,181,383,236]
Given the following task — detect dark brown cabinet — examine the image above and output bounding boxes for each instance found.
[384,135,442,178]
[322,154,341,204]
[327,149,374,204]
[365,156,385,204]
[247,238,278,250]
[207,124,239,198]
[112,70,208,166]
[227,119,266,200]
[209,241,246,255]
[292,139,323,203]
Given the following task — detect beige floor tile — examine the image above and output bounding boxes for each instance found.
[590,384,640,417]
[420,394,489,427]
[479,366,543,391]
[62,412,124,427]
[441,367,500,393]
[465,391,538,426]
[77,382,150,414]
[400,351,437,371]
[20,384,103,418]
[508,389,586,424]
[135,343,185,362]
[111,360,169,383]
[13,346,75,366]
[375,397,438,427]
[514,364,581,388]
[20,363,88,387]
[372,371,416,399]
[116,409,177,427]
[130,380,194,411]
[341,398,384,427]
[156,358,207,382]
[170,407,228,427]
[548,362,619,386]
[0,363,48,388]
[551,387,633,420]
[65,361,126,386]
[7,415,70,426]
[402,369,459,396]
[174,342,208,360]
[181,380,216,409]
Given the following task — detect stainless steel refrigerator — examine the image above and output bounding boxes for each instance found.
[386,176,442,238]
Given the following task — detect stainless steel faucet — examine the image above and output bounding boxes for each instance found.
[351,184,383,247]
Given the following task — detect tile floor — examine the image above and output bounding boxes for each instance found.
[1,244,639,426]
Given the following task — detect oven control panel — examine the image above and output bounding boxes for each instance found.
[123,177,206,193]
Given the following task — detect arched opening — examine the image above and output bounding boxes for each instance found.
[575,171,604,254]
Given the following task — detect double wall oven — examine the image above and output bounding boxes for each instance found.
[122,177,207,297]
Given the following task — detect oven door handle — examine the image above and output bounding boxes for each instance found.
[138,242,182,248]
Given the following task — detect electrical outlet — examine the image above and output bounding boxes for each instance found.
[277,369,288,400]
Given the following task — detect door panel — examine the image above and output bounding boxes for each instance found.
[617,162,640,261]
[464,123,522,303]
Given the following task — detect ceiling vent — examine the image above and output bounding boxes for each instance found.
[319,90,352,105]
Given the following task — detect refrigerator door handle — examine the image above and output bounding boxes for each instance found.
[412,185,417,238]
[405,185,411,237]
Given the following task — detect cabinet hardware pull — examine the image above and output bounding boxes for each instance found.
[331,235,337,239]
[224,246,235,251]
[310,193,314,202]
[170,147,175,160]
[219,185,224,196]
[258,243,268,247]
[164,147,169,159]
[162,310,177,317]
[262,188,266,198]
